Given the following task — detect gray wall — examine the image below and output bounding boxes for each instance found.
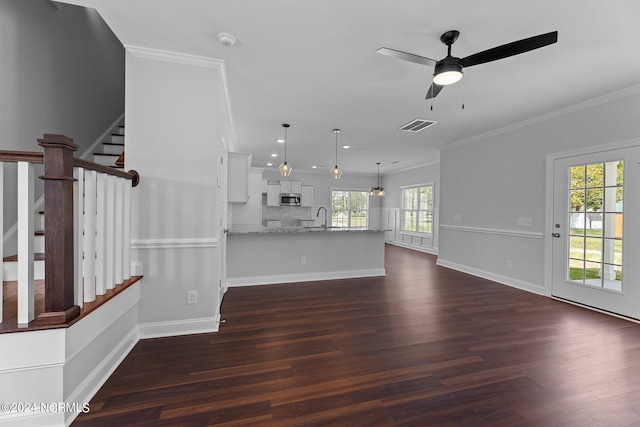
[438,88,640,294]
[125,50,228,328]
[1,0,124,250]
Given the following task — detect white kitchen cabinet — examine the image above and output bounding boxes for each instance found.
[266,183,280,206]
[301,185,314,207]
[227,152,251,203]
[261,179,269,194]
[280,180,301,194]
[232,167,264,224]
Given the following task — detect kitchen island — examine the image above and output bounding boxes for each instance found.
[226,226,388,287]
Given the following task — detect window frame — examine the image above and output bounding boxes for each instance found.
[330,188,370,229]
[400,182,434,236]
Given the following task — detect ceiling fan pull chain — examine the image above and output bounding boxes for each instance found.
[461,79,465,110]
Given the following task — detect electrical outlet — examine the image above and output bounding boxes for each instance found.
[506,260,512,269]
[187,290,197,305]
[301,256,307,265]
[517,217,533,226]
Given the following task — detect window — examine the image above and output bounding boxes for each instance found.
[331,190,368,228]
[401,183,434,234]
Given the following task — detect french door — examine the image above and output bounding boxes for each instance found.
[551,146,640,319]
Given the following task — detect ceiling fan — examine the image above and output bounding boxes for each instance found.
[377,30,558,99]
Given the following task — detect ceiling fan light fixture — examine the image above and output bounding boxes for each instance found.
[433,61,463,85]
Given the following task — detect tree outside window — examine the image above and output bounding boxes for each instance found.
[331,190,368,228]
[401,184,433,234]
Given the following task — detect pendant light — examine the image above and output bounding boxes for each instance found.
[333,129,342,179]
[370,162,385,196]
[279,123,292,176]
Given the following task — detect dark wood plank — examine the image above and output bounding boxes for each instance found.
[73,245,640,426]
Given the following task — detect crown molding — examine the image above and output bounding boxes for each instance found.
[442,83,640,151]
[124,45,223,68]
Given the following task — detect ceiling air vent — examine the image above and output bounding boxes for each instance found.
[399,119,437,132]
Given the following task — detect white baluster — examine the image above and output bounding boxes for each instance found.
[74,167,85,307]
[114,177,125,284]
[123,180,131,280]
[0,162,3,323]
[105,175,116,289]
[95,173,107,295]
[17,162,35,325]
[82,170,97,302]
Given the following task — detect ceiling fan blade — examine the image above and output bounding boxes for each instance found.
[460,31,558,68]
[425,83,443,99]
[376,47,437,67]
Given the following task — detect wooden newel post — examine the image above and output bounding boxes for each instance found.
[37,134,81,326]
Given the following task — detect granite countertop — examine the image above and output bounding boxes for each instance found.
[228,225,390,234]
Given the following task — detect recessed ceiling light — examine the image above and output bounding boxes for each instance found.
[267,162,273,166]
[277,139,285,143]
[342,145,351,149]
[312,165,318,169]
[270,153,278,157]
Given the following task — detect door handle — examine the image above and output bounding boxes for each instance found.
[551,233,560,238]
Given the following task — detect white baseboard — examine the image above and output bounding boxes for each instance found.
[436,258,544,295]
[138,316,220,339]
[386,240,438,255]
[226,268,386,288]
[65,327,138,426]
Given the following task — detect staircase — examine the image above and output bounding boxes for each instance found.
[92,122,125,168]
[2,121,126,281]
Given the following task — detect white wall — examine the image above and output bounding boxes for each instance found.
[438,88,640,294]
[125,48,229,336]
[380,162,440,254]
[1,0,124,251]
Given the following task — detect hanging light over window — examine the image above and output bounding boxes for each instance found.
[279,123,292,176]
[333,129,342,179]
[370,162,385,196]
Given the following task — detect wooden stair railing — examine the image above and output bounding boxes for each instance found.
[0,134,139,328]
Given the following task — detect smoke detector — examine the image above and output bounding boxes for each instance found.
[218,32,236,47]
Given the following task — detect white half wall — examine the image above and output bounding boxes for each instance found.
[227,231,386,286]
[0,282,140,427]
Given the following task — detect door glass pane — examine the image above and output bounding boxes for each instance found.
[569,259,585,282]
[586,188,603,212]
[569,236,584,259]
[584,261,603,287]
[566,161,623,292]
[569,190,585,212]
[570,213,586,235]
[570,165,585,189]
[603,213,621,238]
[585,237,602,262]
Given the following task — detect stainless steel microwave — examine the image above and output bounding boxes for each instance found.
[280,193,301,206]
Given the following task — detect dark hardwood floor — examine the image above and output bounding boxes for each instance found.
[73,244,640,426]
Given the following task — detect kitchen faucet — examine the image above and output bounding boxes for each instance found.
[316,207,327,229]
